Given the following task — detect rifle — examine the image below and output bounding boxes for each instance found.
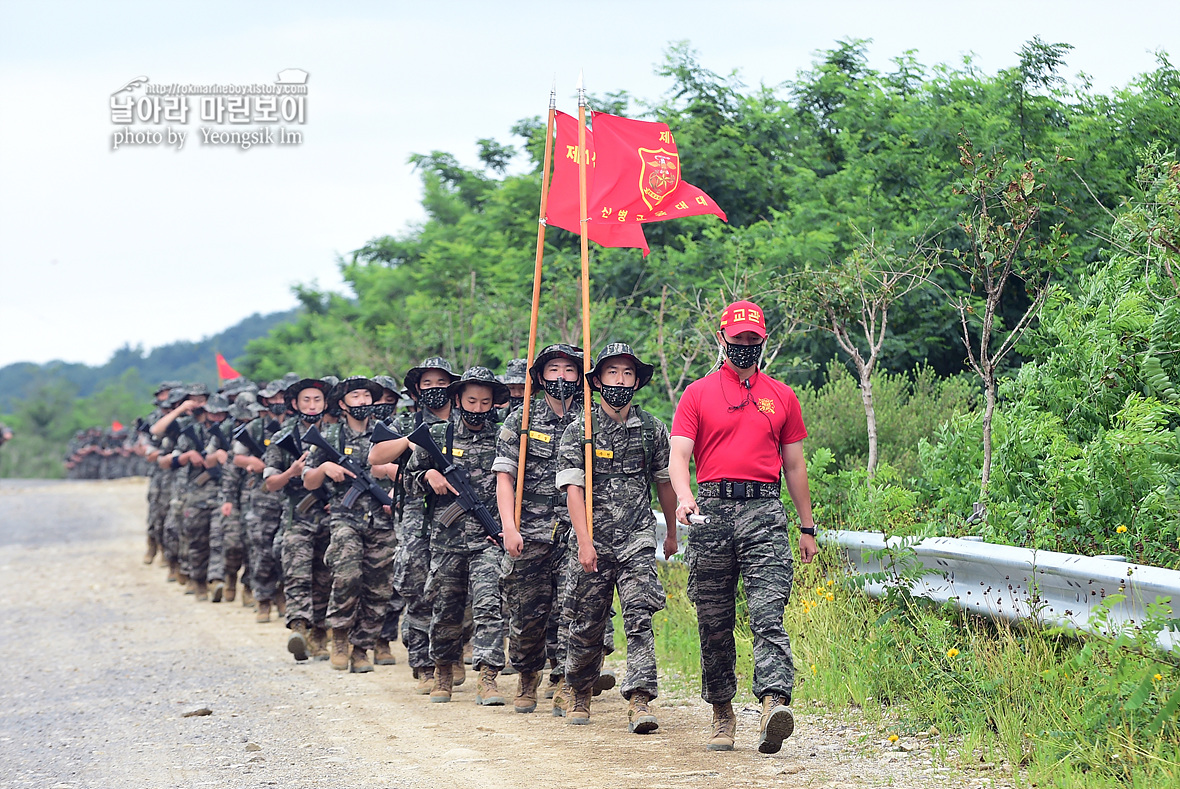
[407,422,503,548]
[371,421,403,444]
[208,421,229,452]
[180,423,221,485]
[232,422,266,458]
[301,425,393,510]
[268,424,327,512]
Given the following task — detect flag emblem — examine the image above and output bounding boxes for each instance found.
[638,148,680,210]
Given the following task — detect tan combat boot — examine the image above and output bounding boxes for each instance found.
[592,669,616,697]
[430,663,453,702]
[194,580,209,601]
[166,561,179,583]
[255,601,271,624]
[330,629,350,671]
[209,579,225,603]
[183,577,195,595]
[274,590,286,616]
[452,661,466,687]
[543,659,561,699]
[240,585,254,608]
[309,627,329,661]
[224,576,237,603]
[144,536,158,565]
[287,620,310,662]
[373,640,396,665]
[513,671,541,713]
[707,701,737,751]
[567,687,591,725]
[415,666,435,695]
[627,690,659,734]
[475,666,506,706]
[350,646,374,673]
[551,677,571,717]
[756,694,794,754]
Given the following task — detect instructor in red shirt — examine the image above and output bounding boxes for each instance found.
[670,299,818,755]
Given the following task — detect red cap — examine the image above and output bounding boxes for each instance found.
[719,300,767,338]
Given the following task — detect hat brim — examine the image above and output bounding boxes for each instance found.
[404,366,458,398]
[587,353,655,392]
[528,350,585,388]
[447,377,510,405]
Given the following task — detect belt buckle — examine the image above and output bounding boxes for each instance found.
[732,481,746,499]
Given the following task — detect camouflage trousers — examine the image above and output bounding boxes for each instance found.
[391,514,432,668]
[207,509,245,584]
[325,513,397,649]
[281,508,331,629]
[161,486,184,564]
[426,547,505,669]
[180,493,216,583]
[505,538,578,674]
[147,472,165,546]
[548,541,615,679]
[565,548,664,699]
[686,496,795,704]
[245,493,286,603]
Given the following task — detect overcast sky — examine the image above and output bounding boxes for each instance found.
[0,0,1173,368]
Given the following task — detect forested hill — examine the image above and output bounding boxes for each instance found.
[0,309,296,413]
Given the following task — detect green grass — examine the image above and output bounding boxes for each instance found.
[608,556,1180,788]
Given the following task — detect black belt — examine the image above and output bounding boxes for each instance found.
[522,490,567,508]
[697,480,781,500]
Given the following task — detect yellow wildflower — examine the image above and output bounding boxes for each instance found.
[888,734,899,743]
[1116,525,1128,534]
[947,648,960,659]
[1154,673,1163,681]
[826,593,835,601]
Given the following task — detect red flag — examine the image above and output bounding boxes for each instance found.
[545,111,726,256]
[111,420,124,431]
[215,353,240,380]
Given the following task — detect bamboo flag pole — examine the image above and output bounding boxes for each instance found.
[513,81,558,526]
[576,72,594,539]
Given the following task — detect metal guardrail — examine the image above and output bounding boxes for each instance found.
[824,530,1180,652]
[654,513,1179,651]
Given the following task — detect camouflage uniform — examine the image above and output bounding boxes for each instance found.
[257,416,301,604]
[280,444,333,632]
[492,395,581,675]
[207,402,257,587]
[409,409,505,670]
[308,419,397,650]
[556,401,670,699]
[174,416,223,585]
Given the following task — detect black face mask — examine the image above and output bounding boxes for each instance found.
[508,396,525,413]
[542,378,580,401]
[346,404,373,420]
[599,384,635,409]
[419,387,450,411]
[268,402,288,416]
[460,407,493,429]
[370,403,396,421]
[298,411,321,425]
[725,340,763,370]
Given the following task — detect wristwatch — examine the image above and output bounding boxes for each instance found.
[800,527,817,537]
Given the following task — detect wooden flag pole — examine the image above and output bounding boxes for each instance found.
[514,82,558,526]
[576,73,594,539]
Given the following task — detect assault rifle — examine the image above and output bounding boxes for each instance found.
[407,422,503,548]
[270,425,331,514]
[301,425,393,510]
[207,421,229,452]
[232,423,266,458]
[370,421,403,444]
[180,423,221,485]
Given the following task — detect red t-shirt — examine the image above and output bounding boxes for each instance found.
[671,365,807,484]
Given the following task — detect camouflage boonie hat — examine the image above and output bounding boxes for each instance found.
[528,344,584,388]
[372,374,401,399]
[154,379,184,395]
[234,391,258,406]
[447,366,510,405]
[404,356,458,398]
[285,378,329,408]
[330,376,384,406]
[228,399,261,422]
[321,375,340,389]
[501,358,528,386]
[586,342,655,392]
[163,388,188,408]
[257,379,286,398]
[203,393,231,413]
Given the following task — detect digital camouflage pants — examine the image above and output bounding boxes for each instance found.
[207,508,245,584]
[246,492,286,603]
[686,496,795,704]
[548,541,616,679]
[391,512,432,668]
[502,538,562,674]
[325,513,397,650]
[180,488,217,584]
[426,547,505,669]
[161,476,185,565]
[282,507,331,628]
[564,548,663,699]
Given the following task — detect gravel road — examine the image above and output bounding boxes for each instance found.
[0,478,1004,789]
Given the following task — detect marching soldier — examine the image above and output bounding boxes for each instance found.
[207,395,262,603]
[371,374,406,667]
[172,390,227,600]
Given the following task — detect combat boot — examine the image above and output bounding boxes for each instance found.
[287,619,310,662]
[373,640,397,665]
[551,677,571,717]
[567,687,591,725]
[430,663,453,702]
[177,570,189,588]
[543,659,560,698]
[627,690,659,734]
[330,629,350,671]
[592,669,616,697]
[194,580,209,601]
[144,537,158,565]
[756,694,794,754]
[240,585,254,607]
[274,590,286,616]
[350,647,374,674]
[166,561,179,583]
[513,671,541,713]
[209,579,225,603]
[707,701,737,751]
[224,576,237,603]
[255,601,271,624]
[475,666,506,706]
[309,627,330,661]
[415,666,436,695]
[182,577,195,595]
[452,661,466,687]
